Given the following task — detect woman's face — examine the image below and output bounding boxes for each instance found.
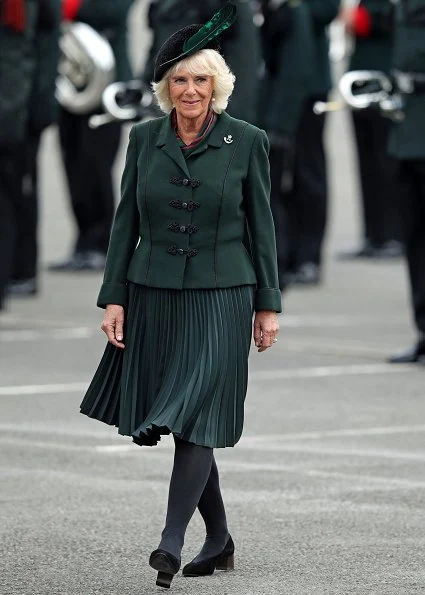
[168,69,214,121]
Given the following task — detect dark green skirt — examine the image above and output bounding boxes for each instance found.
[80,283,254,448]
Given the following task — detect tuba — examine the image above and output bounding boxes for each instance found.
[56,22,116,115]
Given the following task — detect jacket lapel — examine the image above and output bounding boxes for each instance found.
[155,115,190,178]
[155,111,233,166]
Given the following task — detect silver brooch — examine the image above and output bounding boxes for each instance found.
[224,135,233,144]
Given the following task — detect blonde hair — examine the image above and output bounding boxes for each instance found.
[152,49,235,114]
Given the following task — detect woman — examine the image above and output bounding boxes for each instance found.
[80,3,281,589]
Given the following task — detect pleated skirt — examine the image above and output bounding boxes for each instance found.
[80,283,254,448]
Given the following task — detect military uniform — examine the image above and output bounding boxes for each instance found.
[289,0,340,283]
[143,0,261,123]
[388,0,425,361]
[51,0,134,271]
[7,0,61,296]
[259,0,339,289]
[343,0,403,259]
[0,0,38,309]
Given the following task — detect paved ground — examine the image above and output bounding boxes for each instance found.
[1,3,425,594]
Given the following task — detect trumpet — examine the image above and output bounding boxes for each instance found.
[88,80,157,129]
[313,70,405,122]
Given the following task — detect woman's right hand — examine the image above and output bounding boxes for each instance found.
[101,304,125,349]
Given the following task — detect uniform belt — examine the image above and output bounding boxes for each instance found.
[392,70,425,94]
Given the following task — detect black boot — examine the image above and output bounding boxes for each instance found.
[388,338,425,364]
[182,535,235,577]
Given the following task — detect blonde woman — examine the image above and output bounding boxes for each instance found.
[81,3,281,589]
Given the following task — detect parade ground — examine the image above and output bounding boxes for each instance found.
[1,3,425,594]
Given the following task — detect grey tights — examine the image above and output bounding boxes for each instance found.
[158,436,229,561]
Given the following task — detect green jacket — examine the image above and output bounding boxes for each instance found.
[349,0,394,73]
[143,0,260,122]
[0,0,38,145]
[97,112,282,313]
[74,0,134,82]
[307,0,341,95]
[388,0,425,159]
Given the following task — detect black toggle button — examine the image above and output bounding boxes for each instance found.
[169,177,201,189]
[169,200,200,211]
[179,226,186,233]
[166,245,199,258]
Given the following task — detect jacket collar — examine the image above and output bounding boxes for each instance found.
[155,111,232,173]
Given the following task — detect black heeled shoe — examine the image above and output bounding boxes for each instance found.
[149,549,181,589]
[388,338,425,364]
[182,536,235,577]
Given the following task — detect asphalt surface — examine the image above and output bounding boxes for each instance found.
[1,3,425,594]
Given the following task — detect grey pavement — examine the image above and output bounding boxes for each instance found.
[1,3,425,594]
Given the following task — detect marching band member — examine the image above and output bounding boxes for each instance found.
[49,0,134,272]
[339,0,404,261]
[259,0,340,290]
[7,0,61,297]
[387,0,425,363]
[0,0,41,308]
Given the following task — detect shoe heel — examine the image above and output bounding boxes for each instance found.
[215,553,234,571]
[156,571,174,589]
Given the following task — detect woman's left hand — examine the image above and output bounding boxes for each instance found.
[253,310,280,353]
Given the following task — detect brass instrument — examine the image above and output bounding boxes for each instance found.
[313,70,405,122]
[88,80,157,129]
[56,22,116,114]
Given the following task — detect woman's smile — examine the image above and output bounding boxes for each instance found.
[169,70,214,121]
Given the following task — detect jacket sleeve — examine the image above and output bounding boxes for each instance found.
[243,130,282,313]
[97,126,139,308]
[305,0,340,28]
[76,0,134,28]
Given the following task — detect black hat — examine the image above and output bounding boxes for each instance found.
[153,2,237,83]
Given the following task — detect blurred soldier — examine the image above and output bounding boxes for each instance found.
[0,0,38,311]
[49,0,134,272]
[289,0,340,285]
[142,0,261,123]
[339,0,403,260]
[7,0,61,297]
[387,0,425,363]
[259,0,340,290]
